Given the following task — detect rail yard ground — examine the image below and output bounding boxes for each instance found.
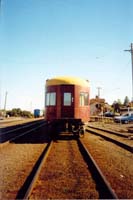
[0,118,133,199]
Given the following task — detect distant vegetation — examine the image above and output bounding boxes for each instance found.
[91,96,133,116]
[0,108,33,118]
[112,96,132,113]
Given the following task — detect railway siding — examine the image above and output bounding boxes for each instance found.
[30,140,99,199]
[0,117,43,128]
[86,124,133,148]
[0,119,46,144]
[82,132,133,199]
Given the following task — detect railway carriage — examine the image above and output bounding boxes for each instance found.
[45,76,90,137]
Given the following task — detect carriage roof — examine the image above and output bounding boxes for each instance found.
[46,76,89,87]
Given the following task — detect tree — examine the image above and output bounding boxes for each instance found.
[6,108,33,118]
[123,96,130,106]
[117,99,122,106]
[11,108,22,117]
[21,110,33,118]
[112,101,120,113]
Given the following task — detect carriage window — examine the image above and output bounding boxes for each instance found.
[80,92,89,106]
[64,93,71,106]
[46,92,56,106]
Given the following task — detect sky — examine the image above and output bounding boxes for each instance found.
[0,0,133,111]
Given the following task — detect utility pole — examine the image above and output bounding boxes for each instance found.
[0,81,1,110]
[124,43,133,101]
[4,91,8,117]
[97,87,102,98]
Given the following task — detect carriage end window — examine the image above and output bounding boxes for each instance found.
[46,92,56,106]
[80,92,89,106]
[64,93,71,106]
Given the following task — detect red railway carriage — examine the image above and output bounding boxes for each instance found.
[45,76,90,136]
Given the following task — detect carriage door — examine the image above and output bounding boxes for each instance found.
[61,85,74,118]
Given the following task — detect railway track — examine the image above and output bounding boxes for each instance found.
[0,119,46,144]
[86,125,133,153]
[0,117,43,128]
[16,134,118,199]
[1,122,132,199]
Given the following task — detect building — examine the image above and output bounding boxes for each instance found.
[90,96,110,116]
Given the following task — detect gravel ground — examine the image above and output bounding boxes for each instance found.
[0,144,46,200]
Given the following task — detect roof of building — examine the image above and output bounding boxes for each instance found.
[46,76,89,87]
[90,98,105,104]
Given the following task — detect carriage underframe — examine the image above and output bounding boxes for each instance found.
[48,118,85,138]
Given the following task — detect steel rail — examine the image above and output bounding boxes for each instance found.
[16,141,53,200]
[10,123,47,142]
[77,138,118,199]
[87,125,129,138]
[86,127,133,153]
[0,121,48,144]
[0,120,45,136]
